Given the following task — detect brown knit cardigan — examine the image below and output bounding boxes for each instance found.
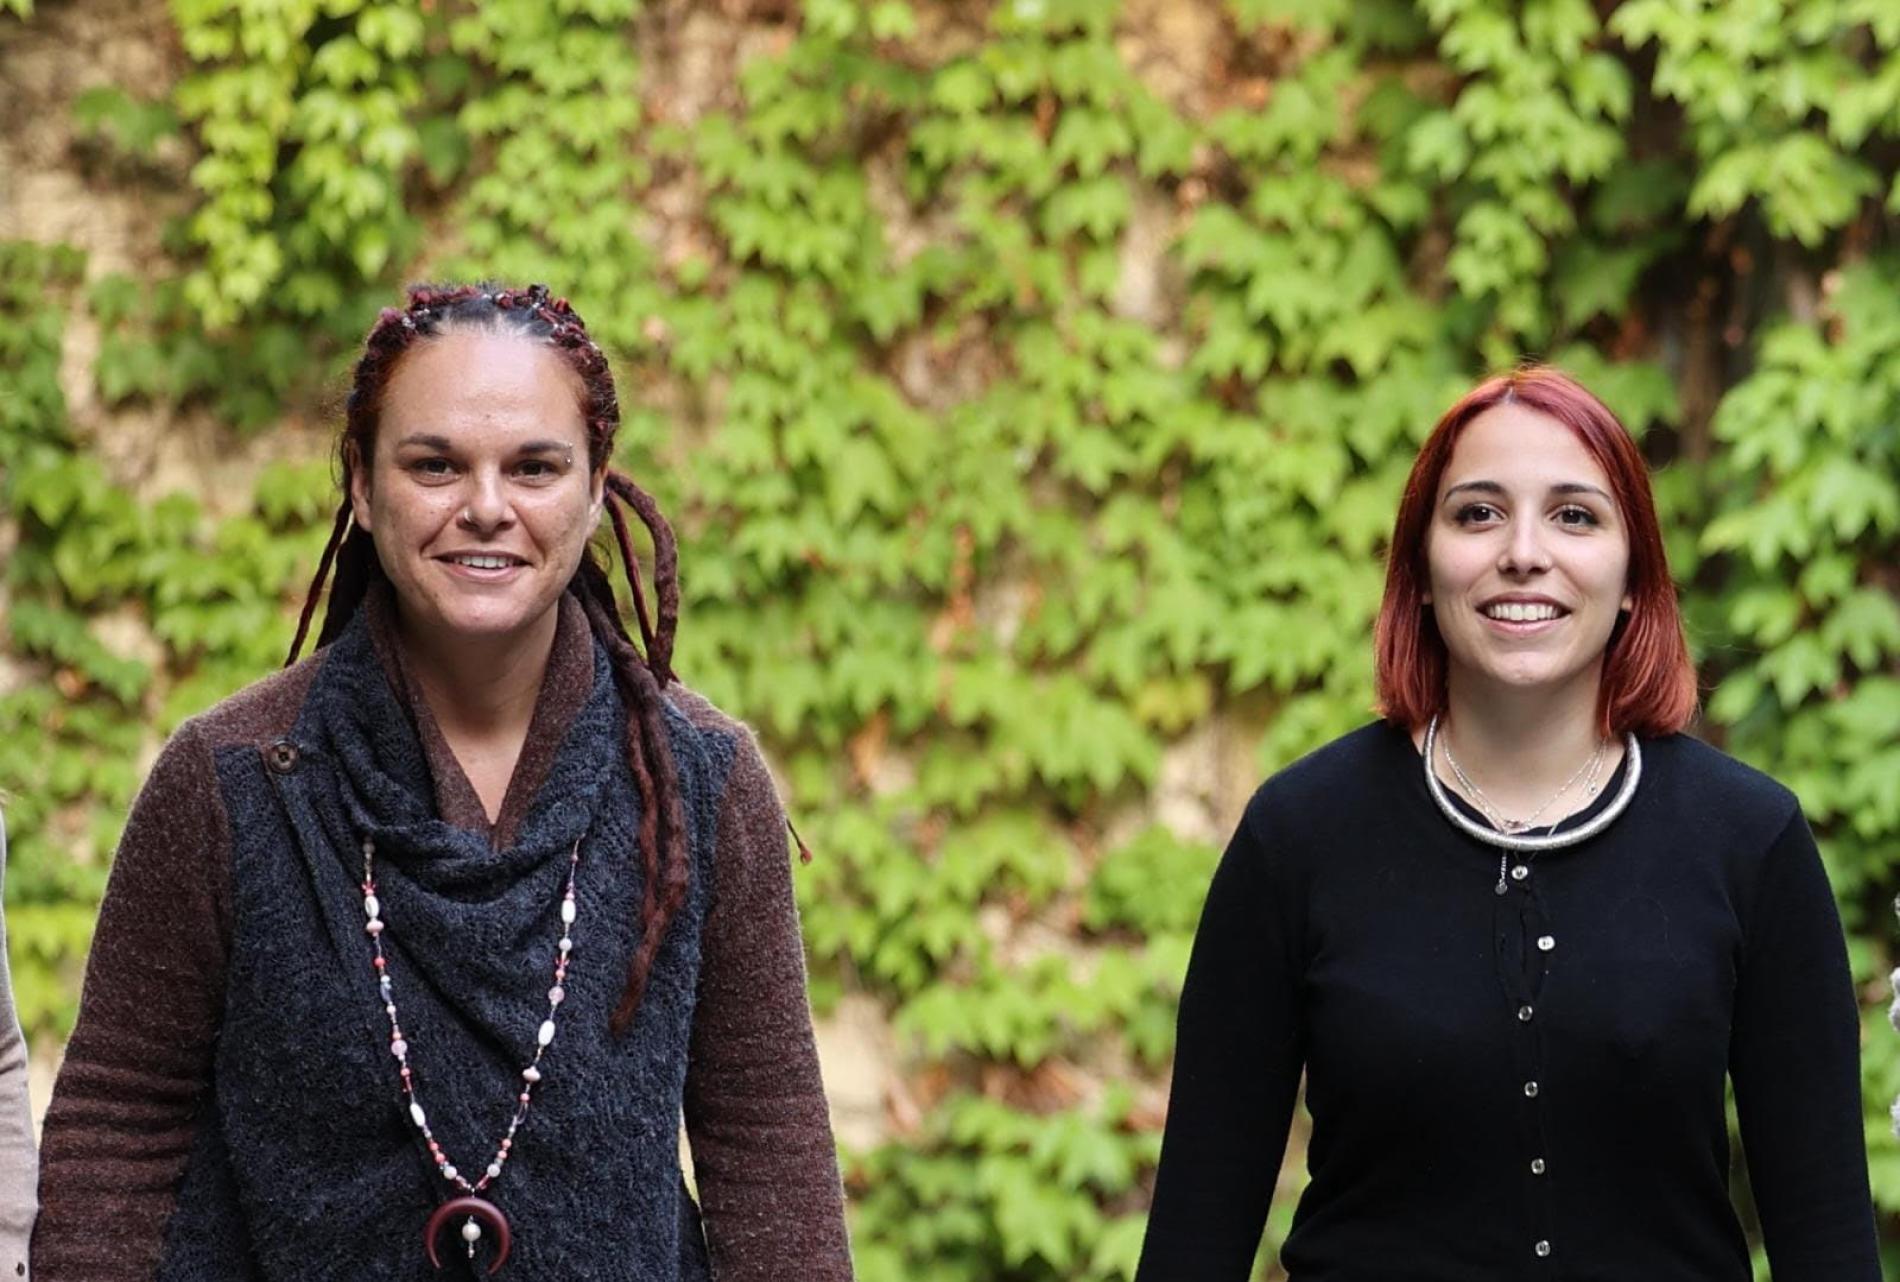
[32,591,854,1280]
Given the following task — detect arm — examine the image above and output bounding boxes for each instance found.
[1729,805,1880,1282]
[32,721,232,1282]
[0,811,38,1277]
[1135,797,1305,1282]
[683,731,853,1281]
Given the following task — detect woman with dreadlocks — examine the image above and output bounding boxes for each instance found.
[32,284,855,1281]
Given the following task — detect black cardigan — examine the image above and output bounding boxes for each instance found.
[1135,721,1878,1281]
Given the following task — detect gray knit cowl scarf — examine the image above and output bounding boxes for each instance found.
[155,590,727,1281]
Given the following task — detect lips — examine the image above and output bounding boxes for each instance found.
[437,552,528,570]
[1478,595,1570,622]
[1482,603,1566,624]
[435,552,530,584]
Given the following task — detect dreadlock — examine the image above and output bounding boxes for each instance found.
[288,282,687,1035]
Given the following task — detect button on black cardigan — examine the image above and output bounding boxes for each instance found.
[1135,721,1878,1281]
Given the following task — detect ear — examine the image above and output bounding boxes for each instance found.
[589,464,607,520]
[346,439,374,534]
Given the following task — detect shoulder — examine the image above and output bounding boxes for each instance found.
[661,680,752,748]
[126,655,327,828]
[1246,720,1407,829]
[1638,731,1801,839]
[1218,721,1410,882]
[660,681,780,810]
[660,684,797,895]
[184,651,327,755]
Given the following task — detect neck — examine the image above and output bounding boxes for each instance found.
[393,604,558,743]
[1425,665,1622,819]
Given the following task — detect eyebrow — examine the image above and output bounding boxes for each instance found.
[392,434,576,458]
[1443,480,1614,503]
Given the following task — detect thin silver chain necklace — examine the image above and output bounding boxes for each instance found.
[1441,726,1607,835]
[1421,715,1642,873]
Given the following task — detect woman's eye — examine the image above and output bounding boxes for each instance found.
[515,459,557,480]
[1455,503,1499,524]
[1555,505,1599,527]
[410,457,456,480]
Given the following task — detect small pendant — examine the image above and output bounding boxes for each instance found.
[426,1196,512,1274]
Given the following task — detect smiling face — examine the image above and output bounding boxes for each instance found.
[1423,403,1633,701]
[350,328,604,644]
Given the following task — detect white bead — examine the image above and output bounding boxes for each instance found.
[364,895,381,919]
[548,985,565,1005]
[366,919,383,936]
[390,1039,408,1059]
[462,1220,482,1243]
[487,1162,503,1178]
[559,937,572,953]
[537,1019,556,1047]
[410,1102,427,1128]
[523,1065,542,1083]
[442,1164,458,1181]
[561,899,576,925]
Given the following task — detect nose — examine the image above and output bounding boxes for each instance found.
[1499,513,1550,575]
[457,468,516,533]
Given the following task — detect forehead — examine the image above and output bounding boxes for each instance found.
[1439,403,1612,495]
[379,328,586,448]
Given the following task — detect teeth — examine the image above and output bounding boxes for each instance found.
[1485,602,1562,622]
[451,555,515,569]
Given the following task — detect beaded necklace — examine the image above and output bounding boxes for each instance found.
[360,834,582,1275]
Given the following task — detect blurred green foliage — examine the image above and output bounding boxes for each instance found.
[3,0,1898,1276]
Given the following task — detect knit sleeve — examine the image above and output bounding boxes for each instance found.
[32,719,232,1282]
[1135,790,1307,1282]
[682,730,853,1281]
[1728,804,1880,1281]
[0,811,38,1278]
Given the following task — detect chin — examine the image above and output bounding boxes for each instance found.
[420,593,554,640]
[1480,659,1590,691]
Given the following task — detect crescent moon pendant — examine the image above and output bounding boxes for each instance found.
[424,1195,512,1274]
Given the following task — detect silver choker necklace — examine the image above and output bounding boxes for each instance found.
[1421,714,1642,856]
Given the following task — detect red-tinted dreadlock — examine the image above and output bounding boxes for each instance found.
[287,282,688,1036]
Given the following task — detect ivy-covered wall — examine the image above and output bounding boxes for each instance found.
[2,0,1898,1276]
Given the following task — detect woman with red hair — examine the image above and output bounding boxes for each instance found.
[1136,367,1877,1280]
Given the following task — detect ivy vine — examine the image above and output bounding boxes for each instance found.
[4,0,1898,1275]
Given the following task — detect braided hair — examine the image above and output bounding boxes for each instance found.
[289,282,686,1036]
